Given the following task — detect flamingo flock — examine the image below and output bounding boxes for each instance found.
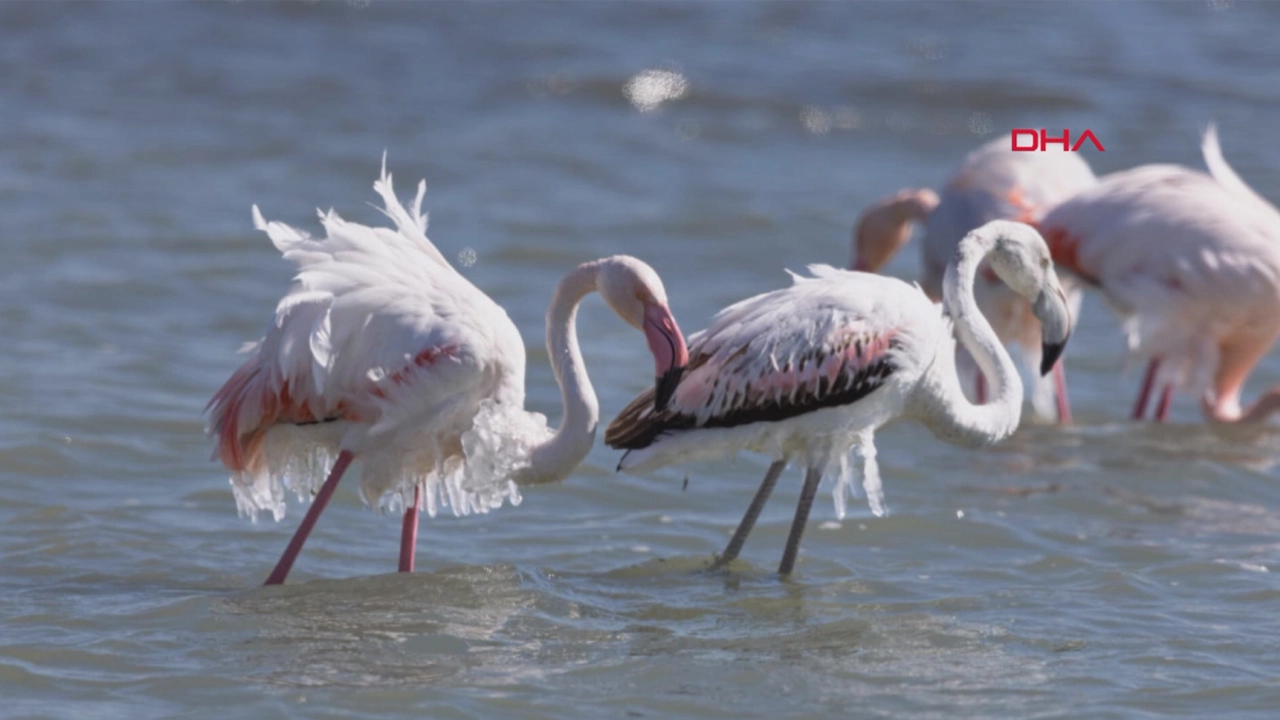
[207,123,1280,582]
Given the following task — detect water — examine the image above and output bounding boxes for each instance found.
[4,1,1280,717]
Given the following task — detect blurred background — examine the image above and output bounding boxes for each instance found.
[4,2,1280,718]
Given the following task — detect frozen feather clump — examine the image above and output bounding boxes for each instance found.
[369,400,550,518]
[230,423,343,522]
[444,399,555,514]
[226,402,551,523]
[830,430,886,519]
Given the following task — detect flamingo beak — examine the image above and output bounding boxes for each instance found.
[643,303,689,411]
[1033,284,1072,376]
[1041,340,1067,377]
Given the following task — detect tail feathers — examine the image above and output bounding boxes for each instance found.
[206,357,273,472]
[604,387,659,449]
[1201,123,1280,224]
[371,151,452,269]
[252,204,314,254]
[250,153,455,272]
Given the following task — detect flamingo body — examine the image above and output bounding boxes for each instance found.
[1039,126,1280,422]
[207,157,688,583]
[609,221,1072,574]
[209,167,529,522]
[610,268,941,516]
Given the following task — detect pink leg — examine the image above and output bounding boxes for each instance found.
[398,485,420,573]
[1132,358,1160,420]
[264,450,355,586]
[1154,384,1173,422]
[975,372,987,405]
[1053,361,1072,424]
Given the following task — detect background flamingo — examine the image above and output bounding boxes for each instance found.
[1039,124,1280,423]
[853,137,1097,422]
[207,158,689,585]
[606,220,1071,575]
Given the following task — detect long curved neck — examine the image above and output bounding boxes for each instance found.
[524,262,601,484]
[916,234,1024,448]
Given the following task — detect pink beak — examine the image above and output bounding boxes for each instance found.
[643,302,689,411]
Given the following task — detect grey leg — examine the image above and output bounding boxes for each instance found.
[777,467,822,576]
[711,460,787,569]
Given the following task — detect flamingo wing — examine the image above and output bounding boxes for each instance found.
[606,267,925,451]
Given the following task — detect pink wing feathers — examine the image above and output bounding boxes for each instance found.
[606,267,915,451]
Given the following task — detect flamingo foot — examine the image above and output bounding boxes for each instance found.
[264,450,355,586]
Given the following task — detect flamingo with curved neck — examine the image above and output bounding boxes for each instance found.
[607,220,1069,575]
[853,138,1096,423]
[207,160,687,585]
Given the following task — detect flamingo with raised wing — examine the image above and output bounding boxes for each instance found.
[207,158,688,585]
[1039,124,1280,423]
[606,220,1071,575]
[853,137,1096,422]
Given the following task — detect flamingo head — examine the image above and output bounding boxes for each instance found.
[598,256,689,411]
[851,188,939,272]
[981,220,1073,376]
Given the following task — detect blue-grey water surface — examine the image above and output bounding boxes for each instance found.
[5,2,1280,718]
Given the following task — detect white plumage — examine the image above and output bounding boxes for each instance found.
[208,156,688,584]
[1040,124,1280,422]
[608,220,1072,575]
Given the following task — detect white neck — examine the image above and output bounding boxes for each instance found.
[524,262,601,484]
[914,233,1023,448]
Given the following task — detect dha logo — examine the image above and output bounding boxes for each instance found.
[1011,129,1105,152]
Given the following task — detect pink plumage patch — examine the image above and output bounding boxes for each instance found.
[368,345,459,399]
[208,344,458,472]
[1042,226,1096,284]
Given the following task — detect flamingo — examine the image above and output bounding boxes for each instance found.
[606,220,1071,575]
[207,158,689,585]
[1039,124,1280,423]
[853,137,1097,422]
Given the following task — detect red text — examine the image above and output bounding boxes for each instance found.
[1011,129,1105,152]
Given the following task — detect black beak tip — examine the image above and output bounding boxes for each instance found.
[1040,341,1067,377]
[654,366,685,412]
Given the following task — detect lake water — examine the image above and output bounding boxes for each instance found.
[4,2,1280,718]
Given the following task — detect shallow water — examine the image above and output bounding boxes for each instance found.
[5,1,1280,718]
